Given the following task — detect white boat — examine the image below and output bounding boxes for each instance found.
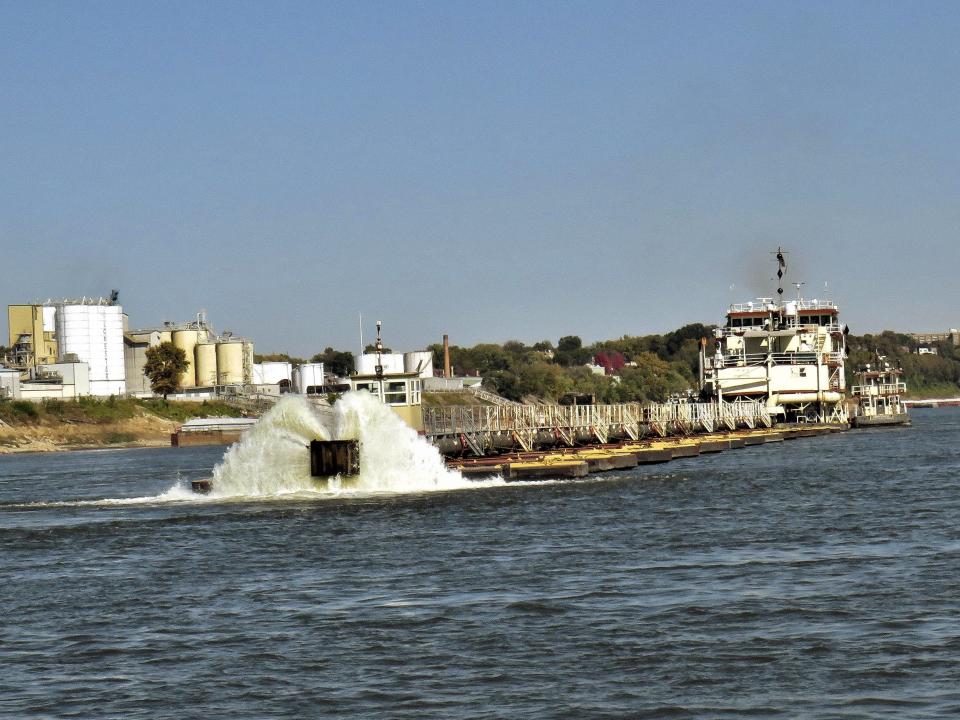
[699,248,848,424]
[850,357,910,427]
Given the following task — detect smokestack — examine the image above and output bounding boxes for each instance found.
[443,334,451,379]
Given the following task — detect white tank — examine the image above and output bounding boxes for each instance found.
[357,353,405,375]
[195,343,218,387]
[258,361,292,385]
[295,362,325,393]
[172,329,200,388]
[216,341,245,385]
[55,302,126,396]
[404,351,434,378]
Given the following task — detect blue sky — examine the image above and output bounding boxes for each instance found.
[2,1,958,356]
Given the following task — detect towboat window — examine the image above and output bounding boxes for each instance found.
[384,381,407,405]
[410,379,422,404]
[355,382,380,395]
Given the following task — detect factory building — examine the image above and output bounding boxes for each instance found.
[5,298,125,397]
[18,362,90,400]
[7,305,58,368]
[124,313,255,399]
[5,302,259,400]
[907,329,960,346]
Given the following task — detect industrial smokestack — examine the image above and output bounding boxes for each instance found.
[443,334,451,379]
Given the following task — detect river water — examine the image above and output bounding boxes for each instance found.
[2,401,959,719]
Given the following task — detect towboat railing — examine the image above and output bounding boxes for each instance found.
[423,399,772,456]
[851,382,907,396]
[709,351,842,369]
[727,299,838,313]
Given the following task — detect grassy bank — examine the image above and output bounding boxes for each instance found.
[0,397,249,454]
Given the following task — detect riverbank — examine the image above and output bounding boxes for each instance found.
[0,398,250,454]
[904,397,960,408]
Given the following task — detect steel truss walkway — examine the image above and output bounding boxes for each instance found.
[423,400,772,457]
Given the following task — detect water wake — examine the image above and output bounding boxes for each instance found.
[207,392,500,499]
[9,394,503,509]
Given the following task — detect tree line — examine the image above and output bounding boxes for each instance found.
[845,331,960,398]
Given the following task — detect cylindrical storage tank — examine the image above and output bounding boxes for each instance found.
[159,330,173,344]
[296,363,325,393]
[404,351,434,378]
[242,342,254,384]
[172,329,200,388]
[357,353,405,375]
[216,341,245,385]
[195,343,218,388]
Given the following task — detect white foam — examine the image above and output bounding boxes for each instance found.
[16,394,506,508]
[209,392,502,499]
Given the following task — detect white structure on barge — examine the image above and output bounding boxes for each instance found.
[699,250,848,424]
[850,357,910,427]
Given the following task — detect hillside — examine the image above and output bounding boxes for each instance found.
[846,332,960,399]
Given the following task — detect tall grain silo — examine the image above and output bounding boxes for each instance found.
[172,329,200,388]
[195,342,218,388]
[216,340,245,385]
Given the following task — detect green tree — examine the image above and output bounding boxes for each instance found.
[254,352,307,365]
[310,347,355,377]
[144,342,189,399]
[554,335,591,366]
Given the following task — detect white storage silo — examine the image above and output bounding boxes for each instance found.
[55,301,126,396]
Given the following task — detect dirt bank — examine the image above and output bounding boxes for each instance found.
[0,411,180,454]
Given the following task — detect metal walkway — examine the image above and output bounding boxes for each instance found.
[423,400,772,457]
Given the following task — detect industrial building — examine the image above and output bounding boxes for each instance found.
[6,298,126,397]
[907,329,960,346]
[4,298,347,402]
[4,302,260,401]
[124,313,255,399]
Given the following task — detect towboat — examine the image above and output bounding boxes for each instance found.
[850,356,910,427]
[699,248,849,424]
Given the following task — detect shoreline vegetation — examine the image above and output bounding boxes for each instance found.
[0,398,248,455]
[2,327,958,455]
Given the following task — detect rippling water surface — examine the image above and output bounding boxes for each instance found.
[3,408,960,718]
